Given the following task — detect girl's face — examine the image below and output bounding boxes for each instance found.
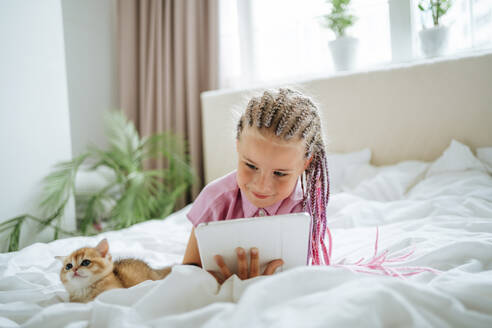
[236,127,310,209]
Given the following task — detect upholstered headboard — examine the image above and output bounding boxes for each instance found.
[201,51,492,184]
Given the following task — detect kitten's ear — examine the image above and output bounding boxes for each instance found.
[55,256,65,262]
[96,238,109,257]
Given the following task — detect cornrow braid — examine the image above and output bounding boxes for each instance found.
[236,88,330,265]
[275,102,294,136]
[236,119,243,139]
[245,98,260,127]
[300,115,314,138]
[263,88,286,128]
[285,99,313,140]
[285,116,302,140]
[256,91,275,128]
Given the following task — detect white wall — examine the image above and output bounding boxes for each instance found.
[61,0,118,156]
[0,0,76,251]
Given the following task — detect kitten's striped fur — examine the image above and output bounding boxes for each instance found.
[57,239,171,303]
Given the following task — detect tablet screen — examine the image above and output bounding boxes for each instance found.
[195,212,311,273]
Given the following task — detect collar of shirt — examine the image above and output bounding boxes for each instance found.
[239,178,304,218]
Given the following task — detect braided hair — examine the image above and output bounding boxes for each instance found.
[236,88,331,265]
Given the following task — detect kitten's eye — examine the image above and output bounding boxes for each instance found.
[245,163,257,170]
[81,259,91,266]
[273,171,287,177]
[65,263,73,270]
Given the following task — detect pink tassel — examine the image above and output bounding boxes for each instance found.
[323,225,440,278]
[374,226,379,257]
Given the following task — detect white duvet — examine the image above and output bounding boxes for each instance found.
[1,140,492,328]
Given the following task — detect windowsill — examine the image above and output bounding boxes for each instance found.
[341,46,492,77]
[211,47,492,95]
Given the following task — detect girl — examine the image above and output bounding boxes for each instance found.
[182,88,330,283]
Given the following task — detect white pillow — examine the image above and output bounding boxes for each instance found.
[341,163,380,191]
[327,148,372,194]
[425,139,487,178]
[477,147,492,173]
[350,161,430,201]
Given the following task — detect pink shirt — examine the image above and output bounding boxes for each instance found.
[187,170,304,227]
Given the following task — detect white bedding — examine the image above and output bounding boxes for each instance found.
[1,140,492,328]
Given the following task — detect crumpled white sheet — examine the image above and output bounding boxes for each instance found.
[11,265,492,328]
[1,140,492,327]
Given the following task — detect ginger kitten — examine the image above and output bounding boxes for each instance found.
[56,238,171,303]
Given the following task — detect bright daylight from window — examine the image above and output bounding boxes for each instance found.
[219,0,492,89]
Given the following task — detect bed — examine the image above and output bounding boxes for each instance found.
[1,53,492,327]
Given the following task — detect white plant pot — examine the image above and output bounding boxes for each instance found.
[419,25,450,58]
[328,36,359,71]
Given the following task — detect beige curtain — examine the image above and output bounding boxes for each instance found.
[117,0,219,203]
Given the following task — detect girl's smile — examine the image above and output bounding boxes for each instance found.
[236,127,310,209]
[252,192,270,199]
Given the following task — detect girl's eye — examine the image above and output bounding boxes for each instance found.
[274,171,287,177]
[245,163,257,170]
[81,259,91,266]
[65,263,73,270]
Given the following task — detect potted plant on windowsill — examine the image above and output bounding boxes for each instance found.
[418,0,453,57]
[320,0,358,71]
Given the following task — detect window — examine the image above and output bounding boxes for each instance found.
[411,0,492,57]
[351,0,392,67]
[219,0,492,89]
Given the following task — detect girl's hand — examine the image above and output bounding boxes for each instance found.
[208,247,283,284]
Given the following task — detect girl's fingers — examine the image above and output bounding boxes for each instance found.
[214,249,282,282]
[236,247,248,280]
[214,254,232,280]
[249,247,259,277]
[207,270,224,284]
[263,259,284,275]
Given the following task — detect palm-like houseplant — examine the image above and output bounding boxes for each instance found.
[0,111,194,252]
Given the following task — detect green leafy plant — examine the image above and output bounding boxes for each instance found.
[0,111,194,252]
[319,0,357,38]
[418,0,453,27]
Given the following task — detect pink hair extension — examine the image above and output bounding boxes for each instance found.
[304,151,330,266]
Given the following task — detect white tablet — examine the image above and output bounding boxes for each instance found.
[195,212,311,273]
